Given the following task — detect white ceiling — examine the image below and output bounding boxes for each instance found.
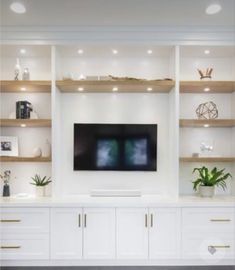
[1,0,235,27]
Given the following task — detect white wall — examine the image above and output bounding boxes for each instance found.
[58,92,173,196]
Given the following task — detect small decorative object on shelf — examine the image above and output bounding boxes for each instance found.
[63,72,74,81]
[30,174,51,197]
[192,153,199,158]
[16,100,33,119]
[196,101,218,119]
[200,141,213,154]
[22,68,30,80]
[79,74,86,80]
[14,58,21,80]
[32,147,42,158]
[44,139,51,157]
[192,166,232,197]
[108,75,173,81]
[197,68,213,80]
[0,136,19,157]
[0,170,11,197]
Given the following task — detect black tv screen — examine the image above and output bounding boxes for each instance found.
[74,124,157,171]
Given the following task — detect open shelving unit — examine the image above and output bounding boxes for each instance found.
[180,119,235,128]
[0,119,51,127]
[56,80,175,93]
[0,80,51,93]
[180,81,235,93]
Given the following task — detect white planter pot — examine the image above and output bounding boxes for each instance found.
[199,186,215,197]
[35,186,45,197]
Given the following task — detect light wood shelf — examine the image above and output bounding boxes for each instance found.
[0,119,51,127]
[180,157,235,163]
[180,81,235,93]
[180,119,235,128]
[0,156,51,163]
[0,80,51,93]
[56,80,175,93]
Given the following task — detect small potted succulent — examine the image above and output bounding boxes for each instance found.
[30,174,51,197]
[192,166,232,197]
[0,170,11,197]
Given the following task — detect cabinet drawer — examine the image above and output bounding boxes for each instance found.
[182,233,235,260]
[0,233,49,260]
[0,208,49,233]
[182,208,235,232]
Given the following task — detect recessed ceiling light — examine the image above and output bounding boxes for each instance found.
[204,124,210,128]
[204,87,210,92]
[204,50,210,55]
[147,87,153,91]
[78,87,84,92]
[20,48,26,54]
[147,50,153,54]
[206,3,222,15]
[20,87,26,91]
[20,124,26,127]
[112,49,118,55]
[112,87,118,92]
[77,49,84,54]
[10,2,26,14]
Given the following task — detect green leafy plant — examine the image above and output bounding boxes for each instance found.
[30,174,51,187]
[192,166,232,191]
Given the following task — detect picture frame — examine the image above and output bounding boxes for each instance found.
[0,136,19,157]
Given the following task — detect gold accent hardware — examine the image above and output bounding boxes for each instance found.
[1,245,21,249]
[0,219,21,223]
[209,245,230,249]
[84,214,87,228]
[78,214,81,227]
[150,214,153,227]
[210,219,231,222]
[145,214,148,228]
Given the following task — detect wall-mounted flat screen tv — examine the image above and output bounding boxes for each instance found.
[74,124,157,171]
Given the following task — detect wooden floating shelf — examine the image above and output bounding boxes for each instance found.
[180,119,235,128]
[0,156,51,163]
[0,80,51,93]
[180,81,235,93]
[56,80,175,93]
[0,119,51,127]
[180,157,235,163]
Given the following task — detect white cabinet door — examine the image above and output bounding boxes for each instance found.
[149,208,180,259]
[116,208,148,259]
[50,208,83,260]
[83,208,115,259]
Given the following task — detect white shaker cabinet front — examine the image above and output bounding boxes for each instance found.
[83,208,116,259]
[50,208,83,260]
[149,208,181,259]
[116,208,149,259]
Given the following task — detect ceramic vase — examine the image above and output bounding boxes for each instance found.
[199,186,215,197]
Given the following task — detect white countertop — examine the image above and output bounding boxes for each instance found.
[1,195,235,207]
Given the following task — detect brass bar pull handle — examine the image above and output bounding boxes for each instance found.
[84,214,87,228]
[78,214,81,227]
[1,246,21,249]
[145,214,148,228]
[150,214,153,228]
[209,245,230,249]
[210,219,231,222]
[0,219,21,223]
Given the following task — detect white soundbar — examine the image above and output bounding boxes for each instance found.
[90,189,142,197]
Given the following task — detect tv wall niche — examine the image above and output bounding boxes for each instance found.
[74,124,157,171]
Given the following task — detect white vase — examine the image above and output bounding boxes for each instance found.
[33,147,42,157]
[199,186,215,197]
[35,186,45,197]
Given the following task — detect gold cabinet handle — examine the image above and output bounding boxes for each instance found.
[145,214,148,228]
[210,219,231,222]
[84,214,87,228]
[150,214,154,228]
[1,245,21,249]
[78,214,81,228]
[0,219,21,223]
[209,245,230,249]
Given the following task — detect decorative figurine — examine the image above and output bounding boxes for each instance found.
[14,58,21,80]
[32,147,42,157]
[22,68,30,80]
[0,170,11,197]
[196,101,218,119]
[197,68,213,80]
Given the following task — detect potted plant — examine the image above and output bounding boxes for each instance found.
[0,170,11,197]
[192,166,232,197]
[30,174,51,197]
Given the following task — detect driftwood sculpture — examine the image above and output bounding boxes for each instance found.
[196,101,218,119]
[197,68,213,80]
